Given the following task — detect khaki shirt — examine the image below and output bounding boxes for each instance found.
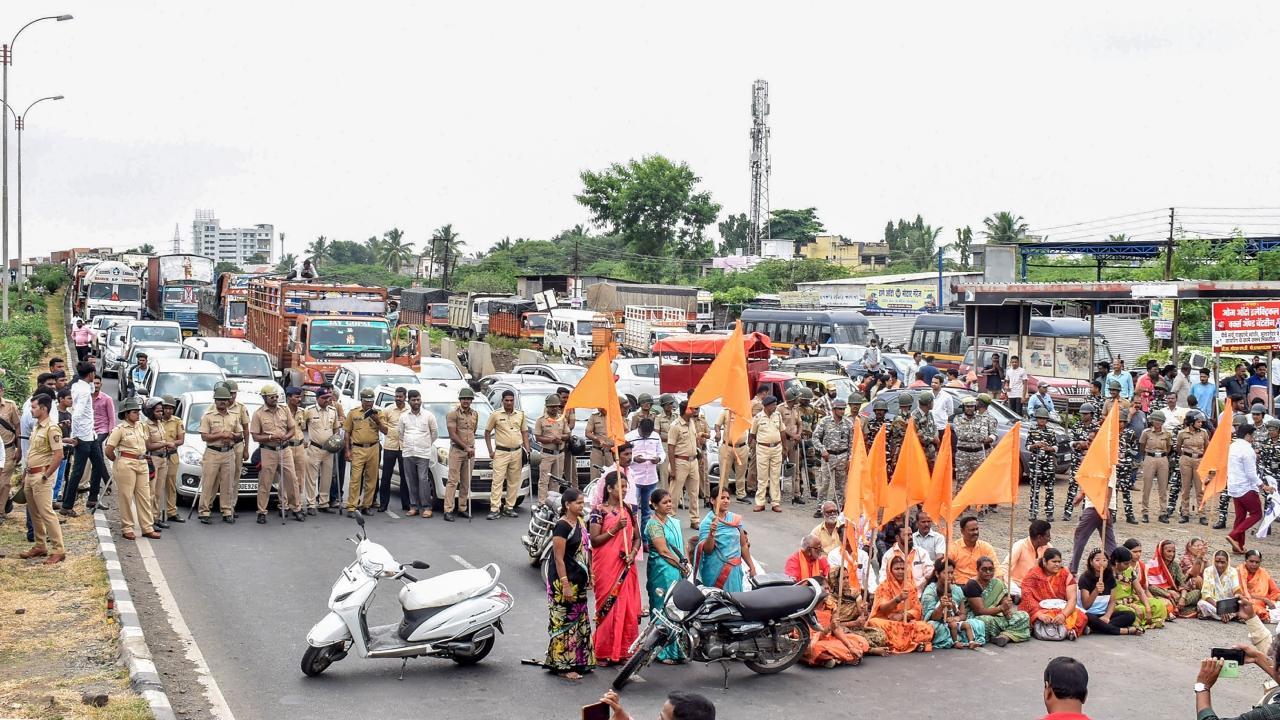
[291,406,306,442]
[485,409,526,450]
[27,416,61,469]
[1179,428,1209,456]
[229,401,250,435]
[751,398,765,417]
[629,408,652,431]
[344,409,383,446]
[304,404,339,445]
[779,403,801,438]
[446,406,479,451]
[716,409,748,446]
[656,411,677,443]
[586,412,610,449]
[534,413,568,452]
[0,398,19,448]
[199,408,240,449]
[157,416,183,445]
[752,411,784,445]
[381,405,406,451]
[668,418,699,458]
[694,415,710,450]
[1140,428,1172,455]
[107,420,150,460]
[251,405,298,447]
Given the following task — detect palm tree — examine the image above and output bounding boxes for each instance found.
[431,224,464,289]
[136,243,156,254]
[375,228,415,273]
[275,252,297,274]
[1106,233,1129,243]
[493,236,514,253]
[307,235,331,267]
[982,211,1029,245]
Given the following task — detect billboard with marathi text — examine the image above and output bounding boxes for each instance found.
[1212,301,1280,353]
[863,284,939,314]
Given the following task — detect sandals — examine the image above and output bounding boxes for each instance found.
[406,509,418,517]
[423,510,433,518]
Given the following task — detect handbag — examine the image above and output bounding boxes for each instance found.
[1032,619,1069,641]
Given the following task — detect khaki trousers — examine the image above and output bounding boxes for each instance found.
[347,445,379,511]
[258,447,300,513]
[289,445,308,511]
[538,454,560,502]
[199,448,237,517]
[669,457,699,524]
[24,469,64,553]
[114,458,154,534]
[755,444,783,507]
[1139,456,1170,514]
[1179,456,1204,519]
[446,447,472,512]
[490,447,522,509]
[721,442,750,498]
[590,448,608,481]
[151,453,178,520]
[307,445,334,509]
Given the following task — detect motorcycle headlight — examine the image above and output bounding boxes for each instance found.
[436,446,449,463]
[180,447,202,466]
[663,590,689,622]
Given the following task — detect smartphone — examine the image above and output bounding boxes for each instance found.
[582,702,611,720]
[1212,647,1246,664]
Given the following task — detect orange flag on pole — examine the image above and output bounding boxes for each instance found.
[864,425,888,526]
[688,320,753,442]
[1075,402,1119,520]
[892,417,933,506]
[1199,407,1235,509]
[563,342,627,446]
[925,425,954,538]
[842,420,867,525]
[950,422,1022,519]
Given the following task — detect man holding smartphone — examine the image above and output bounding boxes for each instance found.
[1195,643,1280,719]
[595,690,715,720]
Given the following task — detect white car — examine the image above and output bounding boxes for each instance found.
[174,390,266,501]
[121,319,182,348]
[611,358,660,403]
[510,363,587,386]
[139,358,228,401]
[415,357,470,394]
[98,327,128,378]
[333,362,422,405]
[118,341,186,400]
[181,336,276,394]
[89,314,132,357]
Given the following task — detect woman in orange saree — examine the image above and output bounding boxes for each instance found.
[803,571,876,668]
[1018,548,1087,640]
[588,472,643,665]
[1239,549,1280,623]
[868,554,934,653]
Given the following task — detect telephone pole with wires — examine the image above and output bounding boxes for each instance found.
[573,235,581,300]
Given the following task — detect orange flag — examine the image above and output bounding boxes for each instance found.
[1199,407,1235,509]
[842,420,867,525]
[563,342,627,446]
[925,425,954,538]
[863,425,888,525]
[892,417,933,506]
[950,422,1022,519]
[1075,402,1119,520]
[688,320,753,442]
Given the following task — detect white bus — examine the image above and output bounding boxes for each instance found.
[84,260,144,321]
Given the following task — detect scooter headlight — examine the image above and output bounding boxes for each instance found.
[359,557,384,577]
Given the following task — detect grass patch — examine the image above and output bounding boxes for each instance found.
[484,335,534,353]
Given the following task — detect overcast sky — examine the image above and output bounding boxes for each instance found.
[8,1,1280,263]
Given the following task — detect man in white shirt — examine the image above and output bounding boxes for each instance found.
[1005,355,1029,416]
[879,524,932,591]
[626,419,665,527]
[61,362,110,515]
[1226,423,1273,554]
[397,389,439,518]
[929,376,954,427]
[911,510,947,565]
[1170,363,1193,408]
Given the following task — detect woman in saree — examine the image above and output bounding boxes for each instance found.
[822,563,890,653]
[697,488,755,592]
[1018,548,1087,640]
[1115,541,1168,628]
[868,554,935,653]
[1198,549,1244,622]
[1239,549,1280,623]
[544,488,594,679]
[1181,537,1209,584]
[963,555,1031,645]
[803,568,874,668]
[588,472,642,666]
[1147,539,1201,618]
[644,489,689,664]
[1077,548,1140,636]
[922,558,985,650]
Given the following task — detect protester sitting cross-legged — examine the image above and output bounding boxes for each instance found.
[803,571,875,668]
[964,555,1031,645]
[1146,538,1201,618]
[921,557,986,650]
[1113,542,1167,629]
[868,554,935,653]
[1076,548,1140,636]
[1019,548,1087,641]
[1199,549,1244,622]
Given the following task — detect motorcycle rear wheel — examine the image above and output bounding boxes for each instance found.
[301,642,345,677]
[612,625,664,690]
[744,620,810,675]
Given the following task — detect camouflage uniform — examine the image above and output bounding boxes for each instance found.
[1026,417,1057,520]
[952,407,991,494]
[1162,413,1185,520]
[1062,414,1099,521]
[1118,424,1139,523]
[888,413,910,479]
[798,401,821,498]
[812,411,853,507]
[864,412,889,453]
[912,407,938,468]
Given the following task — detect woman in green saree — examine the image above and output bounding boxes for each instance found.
[962,555,1031,645]
[644,489,689,664]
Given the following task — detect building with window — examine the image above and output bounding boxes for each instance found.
[192,212,274,266]
[795,235,890,269]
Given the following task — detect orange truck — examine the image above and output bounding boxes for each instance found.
[245,278,424,389]
[488,298,546,344]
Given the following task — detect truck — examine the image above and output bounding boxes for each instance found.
[397,287,452,327]
[543,309,613,362]
[447,292,510,338]
[620,305,687,357]
[82,260,144,321]
[651,331,773,395]
[488,298,547,344]
[244,278,424,389]
[585,281,714,333]
[145,254,215,337]
[198,272,260,338]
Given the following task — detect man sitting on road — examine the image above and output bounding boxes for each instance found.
[785,534,830,583]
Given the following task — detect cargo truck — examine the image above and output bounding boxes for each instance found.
[83,260,144,321]
[585,282,714,333]
[145,254,215,336]
[447,292,510,338]
[198,272,261,338]
[488,298,547,344]
[620,305,687,357]
[397,287,452,327]
[244,278,424,389]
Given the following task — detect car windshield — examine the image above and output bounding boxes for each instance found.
[825,378,857,400]
[155,373,225,398]
[107,330,125,347]
[358,373,420,394]
[163,287,188,303]
[429,305,449,319]
[89,282,141,301]
[203,352,273,378]
[131,347,182,364]
[528,315,547,329]
[419,364,462,381]
[821,346,865,362]
[309,320,390,352]
[130,325,182,344]
[555,366,586,385]
[227,301,247,324]
[424,401,491,438]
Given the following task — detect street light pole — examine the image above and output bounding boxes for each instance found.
[13,95,62,298]
[1,13,72,322]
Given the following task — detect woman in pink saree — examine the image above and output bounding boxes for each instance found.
[588,471,643,665]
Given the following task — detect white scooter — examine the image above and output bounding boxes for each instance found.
[301,515,514,677]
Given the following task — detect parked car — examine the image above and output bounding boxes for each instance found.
[118,341,186,400]
[121,319,182,347]
[816,344,868,376]
[138,358,228,401]
[89,314,132,357]
[98,327,128,378]
[181,336,276,394]
[415,357,470,394]
[484,380,590,486]
[611,358,660,404]
[476,372,556,395]
[175,390,265,503]
[333,362,423,405]
[510,363,587,386]
[796,372,859,403]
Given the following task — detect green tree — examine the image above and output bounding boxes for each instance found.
[493,236,514,253]
[375,228,414,273]
[328,240,373,265]
[576,154,721,277]
[246,251,269,264]
[307,235,331,266]
[431,224,464,289]
[954,226,974,269]
[275,253,297,274]
[214,261,242,275]
[717,213,750,255]
[1107,233,1129,243]
[982,211,1029,245]
[124,243,156,254]
[768,208,825,244]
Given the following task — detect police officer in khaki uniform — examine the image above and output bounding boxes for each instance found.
[656,394,678,485]
[150,395,184,526]
[285,387,309,512]
[218,380,251,465]
[779,388,803,503]
[19,393,65,563]
[106,397,161,540]
[668,401,702,528]
[535,394,570,501]
[344,388,387,517]
[304,390,341,513]
[0,378,21,489]
[252,383,302,523]
[694,407,712,509]
[1138,409,1173,523]
[444,387,479,521]
[586,402,615,482]
[198,385,242,523]
[716,408,751,501]
[752,395,785,512]
[484,389,529,519]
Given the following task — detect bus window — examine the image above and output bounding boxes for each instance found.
[922,330,937,353]
[910,329,923,352]
[941,331,959,355]
[776,323,792,343]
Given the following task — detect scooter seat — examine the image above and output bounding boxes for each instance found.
[725,585,816,622]
[399,568,497,611]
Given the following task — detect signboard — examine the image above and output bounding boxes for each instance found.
[863,284,939,314]
[1151,298,1176,341]
[157,254,215,285]
[1212,301,1280,353]
[1131,282,1178,298]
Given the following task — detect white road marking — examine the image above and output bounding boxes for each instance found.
[451,554,475,569]
[137,537,236,720]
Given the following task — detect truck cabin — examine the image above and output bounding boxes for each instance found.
[652,332,772,395]
[428,303,450,326]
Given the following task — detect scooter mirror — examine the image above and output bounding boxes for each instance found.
[410,560,430,569]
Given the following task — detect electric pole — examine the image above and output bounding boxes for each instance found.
[442,238,450,291]
[573,236,580,299]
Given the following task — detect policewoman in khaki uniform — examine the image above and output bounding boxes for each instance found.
[198,385,242,523]
[344,388,387,517]
[656,394,678,485]
[1177,410,1210,524]
[19,393,65,563]
[285,387,310,514]
[667,401,702,528]
[444,387,479,521]
[150,395,184,526]
[304,390,341,513]
[1138,409,1173,523]
[251,383,302,523]
[534,393,570,502]
[752,395,785,512]
[484,389,528,519]
[106,397,160,540]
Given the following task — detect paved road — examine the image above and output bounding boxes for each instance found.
[97,373,1268,720]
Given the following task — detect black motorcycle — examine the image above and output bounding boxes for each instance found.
[612,575,824,690]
